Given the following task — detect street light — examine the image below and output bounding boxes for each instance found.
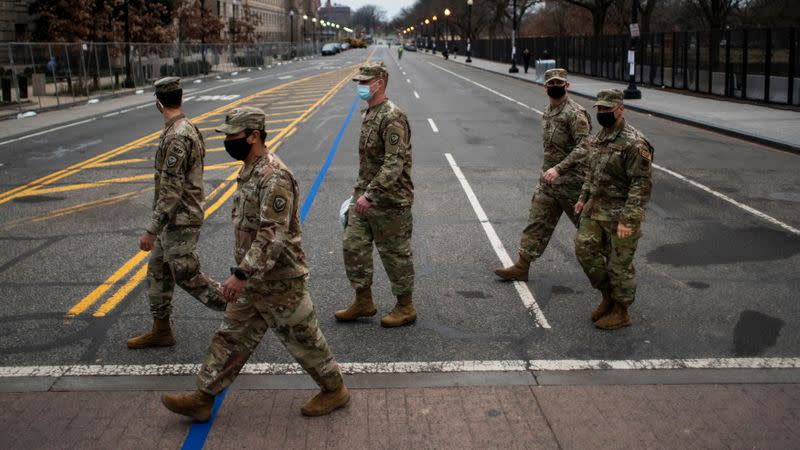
[509,0,519,73]
[432,15,438,54]
[302,14,308,55]
[624,0,642,99]
[466,0,473,63]
[425,19,431,51]
[444,8,451,57]
[289,9,295,58]
[311,17,317,50]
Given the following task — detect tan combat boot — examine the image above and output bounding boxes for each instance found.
[381,294,417,328]
[334,288,377,321]
[590,288,614,322]
[161,390,215,422]
[594,303,631,330]
[126,318,176,349]
[300,384,351,417]
[494,254,531,281]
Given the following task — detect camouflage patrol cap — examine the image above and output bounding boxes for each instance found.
[544,68,568,83]
[154,77,182,95]
[215,106,266,135]
[594,89,624,108]
[352,62,388,82]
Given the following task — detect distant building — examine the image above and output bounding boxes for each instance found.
[318,0,350,26]
[0,0,34,42]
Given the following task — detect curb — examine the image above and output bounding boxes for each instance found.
[430,54,800,155]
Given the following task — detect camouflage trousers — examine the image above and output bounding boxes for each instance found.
[518,185,580,262]
[196,276,343,394]
[574,217,641,306]
[343,206,414,296]
[147,226,226,320]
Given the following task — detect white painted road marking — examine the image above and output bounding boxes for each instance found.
[406,78,411,84]
[431,61,800,237]
[195,94,241,102]
[445,153,551,328]
[0,118,96,147]
[427,118,439,133]
[4,357,799,377]
[414,91,420,99]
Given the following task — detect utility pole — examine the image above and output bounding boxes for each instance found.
[509,0,519,73]
[123,0,133,88]
[466,0,473,63]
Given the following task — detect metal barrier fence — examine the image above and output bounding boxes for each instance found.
[0,41,319,115]
[429,27,799,105]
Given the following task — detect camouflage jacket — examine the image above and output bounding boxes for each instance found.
[579,120,654,227]
[147,115,206,235]
[540,97,592,196]
[232,154,308,281]
[354,99,414,208]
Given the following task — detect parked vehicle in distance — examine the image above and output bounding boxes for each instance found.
[339,42,351,51]
[321,43,339,56]
[403,43,417,52]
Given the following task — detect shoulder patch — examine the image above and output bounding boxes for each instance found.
[389,133,400,145]
[638,146,653,162]
[167,154,178,167]
[272,195,287,213]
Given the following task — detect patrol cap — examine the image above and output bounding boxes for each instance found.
[352,62,388,82]
[154,77,182,95]
[544,68,568,83]
[594,89,624,108]
[215,106,266,135]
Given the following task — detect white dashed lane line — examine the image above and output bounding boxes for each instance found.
[427,118,439,133]
[414,91,420,99]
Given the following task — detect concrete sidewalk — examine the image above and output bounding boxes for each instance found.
[2,372,799,449]
[421,52,800,153]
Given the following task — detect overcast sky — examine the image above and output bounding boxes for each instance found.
[336,0,416,21]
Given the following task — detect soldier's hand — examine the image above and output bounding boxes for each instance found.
[139,231,156,252]
[574,201,584,216]
[222,275,245,303]
[543,168,560,184]
[617,223,633,239]
[355,195,372,214]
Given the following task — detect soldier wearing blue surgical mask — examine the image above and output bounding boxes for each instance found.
[336,62,417,328]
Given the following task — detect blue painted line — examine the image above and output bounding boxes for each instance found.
[180,389,228,450]
[299,96,360,223]
[178,96,358,450]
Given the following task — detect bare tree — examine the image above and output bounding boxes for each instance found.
[177,0,226,44]
[688,0,743,31]
[351,4,387,35]
[560,0,616,35]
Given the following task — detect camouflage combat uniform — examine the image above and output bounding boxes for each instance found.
[146,77,225,319]
[197,107,343,395]
[574,90,654,307]
[343,75,414,297]
[518,69,591,262]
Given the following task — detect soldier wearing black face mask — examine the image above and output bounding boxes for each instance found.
[495,68,592,282]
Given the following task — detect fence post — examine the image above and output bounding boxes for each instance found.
[683,32,689,89]
[724,30,732,97]
[789,28,796,105]
[63,44,75,100]
[106,44,116,93]
[671,32,676,87]
[694,31,700,92]
[741,29,748,99]
[707,31,713,95]
[764,28,771,102]
[8,44,22,113]
[27,43,42,109]
[660,32,665,86]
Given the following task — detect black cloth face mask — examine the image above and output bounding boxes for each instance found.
[224,137,251,161]
[547,85,566,99]
[596,111,617,128]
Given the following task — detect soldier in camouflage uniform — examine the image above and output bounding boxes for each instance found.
[161,107,349,420]
[335,62,416,328]
[574,89,654,330]
[495,68,592,282]
[128,77,226,349]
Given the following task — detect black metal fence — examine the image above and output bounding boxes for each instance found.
[0,41,318,115]
[432,28,799,105]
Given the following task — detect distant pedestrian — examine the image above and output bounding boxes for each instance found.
[46,56,57,76]
[522,48,531,74]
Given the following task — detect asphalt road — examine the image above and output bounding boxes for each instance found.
[1,46,798,371]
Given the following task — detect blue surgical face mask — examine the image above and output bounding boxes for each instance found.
[357,84,373,101]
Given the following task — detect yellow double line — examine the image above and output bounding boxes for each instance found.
[67,55,372,318]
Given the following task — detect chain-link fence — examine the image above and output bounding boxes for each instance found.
[0,41,319,117]
[424,27,799,106]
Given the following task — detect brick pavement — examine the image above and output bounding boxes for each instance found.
[2,383,799,449]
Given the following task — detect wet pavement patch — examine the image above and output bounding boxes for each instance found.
[13,195,65,203]
[646,225,800,266]
[551,285,575,295]
[686,281,710,289]
[457,290,490,299]
[733,310,784,356]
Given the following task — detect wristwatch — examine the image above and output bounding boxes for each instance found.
[230,267,248,281]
